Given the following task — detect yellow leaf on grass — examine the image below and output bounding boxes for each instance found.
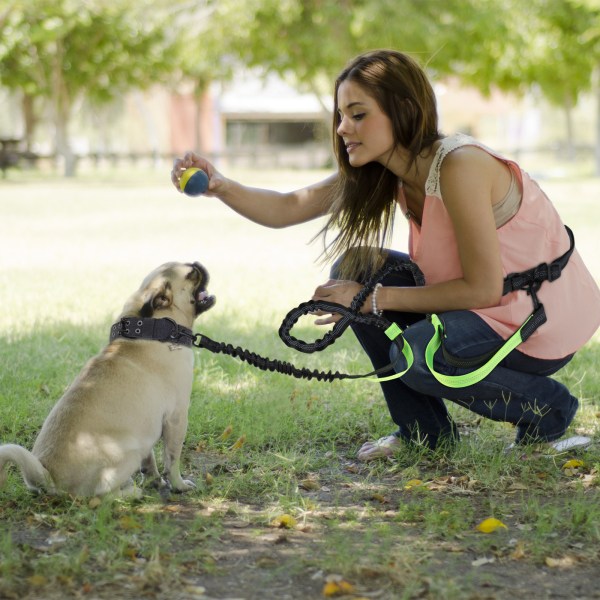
[219,425,233,440]
[562,459,584,470]
[476,517,507,533]
[229,434,246,450]
[404,479,423,490]
[323,580,355,597]
[270,514,297,529]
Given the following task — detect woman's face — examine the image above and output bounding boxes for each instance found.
[336,80,395,168]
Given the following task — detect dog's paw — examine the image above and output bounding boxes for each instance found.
[171,478,196,493]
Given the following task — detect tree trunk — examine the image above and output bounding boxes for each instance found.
[21,94,37,152]
[563,93,575,162]
[52,38,76,177]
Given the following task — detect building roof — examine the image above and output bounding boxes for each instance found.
[215,70,332,121]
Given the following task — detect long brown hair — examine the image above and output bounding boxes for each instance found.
[321,50,442,279]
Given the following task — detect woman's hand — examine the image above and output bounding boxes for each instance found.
[171,152,227,196]
[311,279,364,325]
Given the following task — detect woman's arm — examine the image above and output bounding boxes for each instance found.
[313,147,506,317]
[172,152,336,228]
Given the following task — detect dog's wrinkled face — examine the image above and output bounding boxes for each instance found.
[121,261,216,326]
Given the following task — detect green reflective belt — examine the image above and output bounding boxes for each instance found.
[365,322,414,382]
[423,313,532,388]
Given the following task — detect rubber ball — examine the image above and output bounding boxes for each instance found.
[180,167,209,196]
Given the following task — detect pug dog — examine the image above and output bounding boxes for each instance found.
[0,262,215,498]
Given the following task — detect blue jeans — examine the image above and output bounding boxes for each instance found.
[332,251,578,449]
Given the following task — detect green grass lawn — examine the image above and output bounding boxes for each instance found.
[1,167,600,600]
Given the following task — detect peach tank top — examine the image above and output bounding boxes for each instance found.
[398,134,600,359]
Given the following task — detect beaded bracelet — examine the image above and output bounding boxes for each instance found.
[371,283,383,316]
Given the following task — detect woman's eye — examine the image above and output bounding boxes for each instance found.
[353,113,366,121]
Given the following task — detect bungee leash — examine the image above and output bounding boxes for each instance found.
[110,227,575,388]
[196,260,424,382]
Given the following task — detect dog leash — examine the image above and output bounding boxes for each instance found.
[194,260,424,382]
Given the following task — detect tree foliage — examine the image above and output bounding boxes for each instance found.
[0,0,180,175]
[1,0,599,172]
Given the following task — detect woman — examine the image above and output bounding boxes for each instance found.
[172,50,600,460]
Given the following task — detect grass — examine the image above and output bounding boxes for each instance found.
[0,166,600,599]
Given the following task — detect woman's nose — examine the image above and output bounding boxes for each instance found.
[337,115,349,136]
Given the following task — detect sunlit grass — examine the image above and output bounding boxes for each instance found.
[1,168,600,599]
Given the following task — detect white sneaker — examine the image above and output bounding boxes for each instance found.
[505,435,592,454]
[549,435,592,452]
[357,435,402,461]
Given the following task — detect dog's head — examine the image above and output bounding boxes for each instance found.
[121,262,216,327]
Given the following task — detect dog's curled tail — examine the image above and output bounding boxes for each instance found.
[0,444,54,493]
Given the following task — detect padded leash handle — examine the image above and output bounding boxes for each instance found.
[278,299,388,353]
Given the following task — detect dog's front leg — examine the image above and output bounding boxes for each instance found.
[162,412,195,492]
[141,451,168,489]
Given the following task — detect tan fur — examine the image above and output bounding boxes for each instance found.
[0,262,214,498]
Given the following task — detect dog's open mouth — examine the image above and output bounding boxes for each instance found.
[195,288,216,314]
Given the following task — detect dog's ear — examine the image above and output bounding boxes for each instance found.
[139,283,173,318]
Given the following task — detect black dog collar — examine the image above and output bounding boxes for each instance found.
[109,317,195,347]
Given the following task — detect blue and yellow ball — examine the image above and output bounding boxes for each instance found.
[180,167,209,196]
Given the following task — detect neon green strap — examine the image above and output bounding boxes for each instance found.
[424,313,530,388]
[365,323,414,382]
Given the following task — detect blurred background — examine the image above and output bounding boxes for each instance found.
[1,0,599,180]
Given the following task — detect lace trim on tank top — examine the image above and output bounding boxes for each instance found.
[425,133,522,228]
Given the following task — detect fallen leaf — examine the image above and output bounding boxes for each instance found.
[299,478,320,491]
[219,425,233,440]
[270,514,297,529]
[562,459,585,476]
[184,584,206,596]
[404,479,423,490]
[471,556,496,567]
[507,482,529,491]
[510,542,527,559]
[229,434,246,450]
[545,555,576,568]
[476,517,507,533]
[370,492,389,504]
[322,580,355,597]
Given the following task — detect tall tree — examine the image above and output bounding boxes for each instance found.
[0,0,179,176]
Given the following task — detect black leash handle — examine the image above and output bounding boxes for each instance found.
[279,260,425,354]
[278,299,388,353]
